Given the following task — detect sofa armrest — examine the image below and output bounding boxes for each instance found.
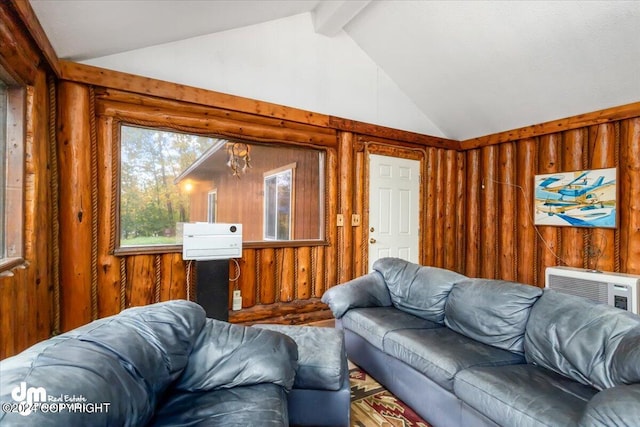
[580,384,640,427]
[175,319,298,392]
[321,271,391,319]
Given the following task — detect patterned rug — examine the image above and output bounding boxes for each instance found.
[350,363,431,427]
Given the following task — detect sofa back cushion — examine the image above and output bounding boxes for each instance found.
[0,300,206,426]
[373,257,467,323]
[611,326,640,385]
[176,319,298,392]
[444,278,543,354]
[525,290,640,390]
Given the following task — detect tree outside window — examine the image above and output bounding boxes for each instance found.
[119,124,324,249]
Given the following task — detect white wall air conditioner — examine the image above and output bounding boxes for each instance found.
[182,223,242,261]
[545,266,639,315]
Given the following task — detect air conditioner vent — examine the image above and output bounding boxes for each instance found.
[546,274,608,303]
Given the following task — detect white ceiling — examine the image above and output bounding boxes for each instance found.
[29,0,640,140]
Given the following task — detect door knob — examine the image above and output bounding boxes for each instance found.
[369,238,377,244]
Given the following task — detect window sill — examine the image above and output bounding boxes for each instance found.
[0,257,26,276]
[113,240,329,256]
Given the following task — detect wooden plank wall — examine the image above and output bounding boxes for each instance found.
[54,81,349,330]
[0,2,55,359]
[459,118,640,285]
[49,76,458,331]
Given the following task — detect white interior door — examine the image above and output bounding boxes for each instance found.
[368,154,420,272]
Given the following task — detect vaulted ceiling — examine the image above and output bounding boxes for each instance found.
[29,0,640,140]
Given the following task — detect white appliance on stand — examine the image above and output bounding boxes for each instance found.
[182,223,242,320]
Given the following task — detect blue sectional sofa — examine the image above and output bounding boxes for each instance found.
[322,257,640,427]
[0,300,298,426]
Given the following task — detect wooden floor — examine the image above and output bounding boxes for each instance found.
[303,318,335,327]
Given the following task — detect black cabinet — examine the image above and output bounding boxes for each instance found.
[195,260,229,321]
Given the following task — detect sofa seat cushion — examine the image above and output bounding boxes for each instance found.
[253,324,347,391]
[151,383,289,426]
[341,307,441,350]
[455,364,598,427]
[383,327,524,392]
[373,257,467,323]
[444,278,542,354]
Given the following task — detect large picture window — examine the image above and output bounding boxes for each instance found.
[118,124,325,249]
[0,71,24,270]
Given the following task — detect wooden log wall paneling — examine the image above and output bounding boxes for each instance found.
[454,151,467,273]
[465,150,481,277]
[57,81,94,329]
[0,1,55,360]
[353,150,366,277]
[497,142,516,281]
[480,146,498,279]
[338,132,354,283]
[515,138,537,285]
[559,129,586,269]
[52,75,382,329]
[620,118,640,274]
[461,116,640,286]
[96,115,122,317]
[432,149,446,267]
[588,123,616,272]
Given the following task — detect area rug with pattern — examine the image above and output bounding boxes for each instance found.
[349,363,431,427]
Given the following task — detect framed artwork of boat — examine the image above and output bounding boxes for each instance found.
[534,167,617,228]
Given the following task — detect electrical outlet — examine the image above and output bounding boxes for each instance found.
[337,214,344,227]
[352,214,361,226]
[232,290,242,311]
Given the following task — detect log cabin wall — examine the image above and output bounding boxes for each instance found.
[0,1,57,359]
[52,64,458,331]
[459,114,640,285]
[2,0,639,359]
[55,80,338,330]
[48,81,640,338]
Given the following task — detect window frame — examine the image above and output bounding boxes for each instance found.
[0,73,25,272]
[207,189,217,223]
[263,163,296,241]
[113,121,329,255]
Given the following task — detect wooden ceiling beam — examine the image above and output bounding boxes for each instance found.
[329,116,460,149]
[313,0,372,37]
[9,0,60,77]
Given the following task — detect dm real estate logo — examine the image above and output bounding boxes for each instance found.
[10,382,46,415]
[4,382,111,416]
